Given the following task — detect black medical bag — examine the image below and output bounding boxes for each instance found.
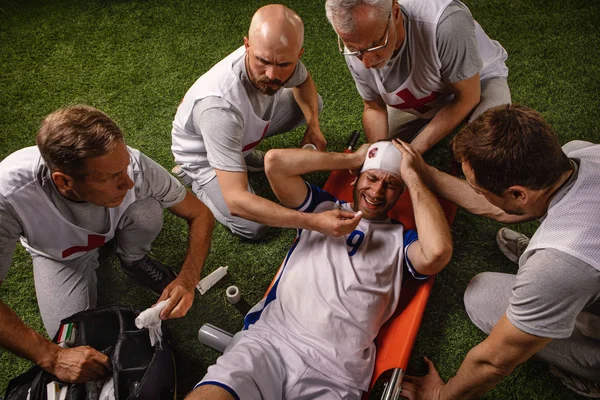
[5,305,176,400]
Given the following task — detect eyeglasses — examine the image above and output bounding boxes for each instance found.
[338,12,391,57]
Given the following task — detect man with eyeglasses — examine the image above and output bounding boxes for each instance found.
[325,0,511,154]
[171,4,342,240]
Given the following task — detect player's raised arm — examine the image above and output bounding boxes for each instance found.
[393,140,453,276]
[265,145,368,208]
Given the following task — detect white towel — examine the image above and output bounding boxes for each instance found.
[135,300,169,348]
[98,378,115,400]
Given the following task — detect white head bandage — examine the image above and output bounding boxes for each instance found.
[360,141,403,180]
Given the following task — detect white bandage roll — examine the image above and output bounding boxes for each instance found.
[226,285,241,304]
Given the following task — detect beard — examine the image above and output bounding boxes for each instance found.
[256,77,285,95]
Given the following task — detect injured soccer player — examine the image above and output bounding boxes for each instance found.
[185,140,453,400]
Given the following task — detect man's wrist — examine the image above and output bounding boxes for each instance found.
[419,163,438,187]
[403,169,424,188]
[437,379,453,400]
[36,340,62,372]
[176,270,200,289]
[303,119,320,132]
[351,152,365,170]
[300,211,317,231]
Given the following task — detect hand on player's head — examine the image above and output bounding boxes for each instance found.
[348,144,371,177]
[355,143,371,161]
[392,139,427,182]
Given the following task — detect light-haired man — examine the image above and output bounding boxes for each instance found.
[325,0,510,154]
[185,141,452,400]
[171,4,354,240]
[0,105,214,383]
[399,104,600,399]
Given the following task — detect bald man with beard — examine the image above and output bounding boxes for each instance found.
[171,5,357,240]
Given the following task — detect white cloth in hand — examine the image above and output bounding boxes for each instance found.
[98,378,115,400]
[135,300,169,348]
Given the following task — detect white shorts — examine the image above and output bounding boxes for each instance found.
[195,329,362,400]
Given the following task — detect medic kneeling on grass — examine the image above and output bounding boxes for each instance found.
[0,105,214,383]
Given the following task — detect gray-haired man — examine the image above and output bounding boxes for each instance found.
[325,0,511,154]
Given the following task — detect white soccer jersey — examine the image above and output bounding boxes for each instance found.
[0,146,137,261]
[243,183,422,390]
[171,46,277,181]
[346,0,508,118]
[521,144,600,272]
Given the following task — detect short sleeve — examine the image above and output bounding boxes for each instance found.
[506,249,600,339]
[284,60,308,88]
[296,182,342,213]
[345,58,381,101]
[562,140,595,154]
[0,197,23,280]
[193,100,247,173]
[402,229,427,280]
[436,4,483,83]
[135,152,187,208]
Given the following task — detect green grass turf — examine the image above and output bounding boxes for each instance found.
[0,0,598,398]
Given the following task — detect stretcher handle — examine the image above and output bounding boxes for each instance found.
[381,368,405,400]
[345,130,361,151]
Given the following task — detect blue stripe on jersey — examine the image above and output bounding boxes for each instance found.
[295,182,313,210]
[243,235,301,330]
[402,228,428,280]
[196,381,240,400]
[296,182,345,213]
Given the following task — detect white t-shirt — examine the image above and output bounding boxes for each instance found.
[171,46,307,185]
[507,141,600,341]
[346,0,508,118]
[0,146,186,278]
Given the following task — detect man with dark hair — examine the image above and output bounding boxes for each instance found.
[0,105,214,383]
[171,4,358,241]
[325,0,510,154]
[399,104,600,399]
